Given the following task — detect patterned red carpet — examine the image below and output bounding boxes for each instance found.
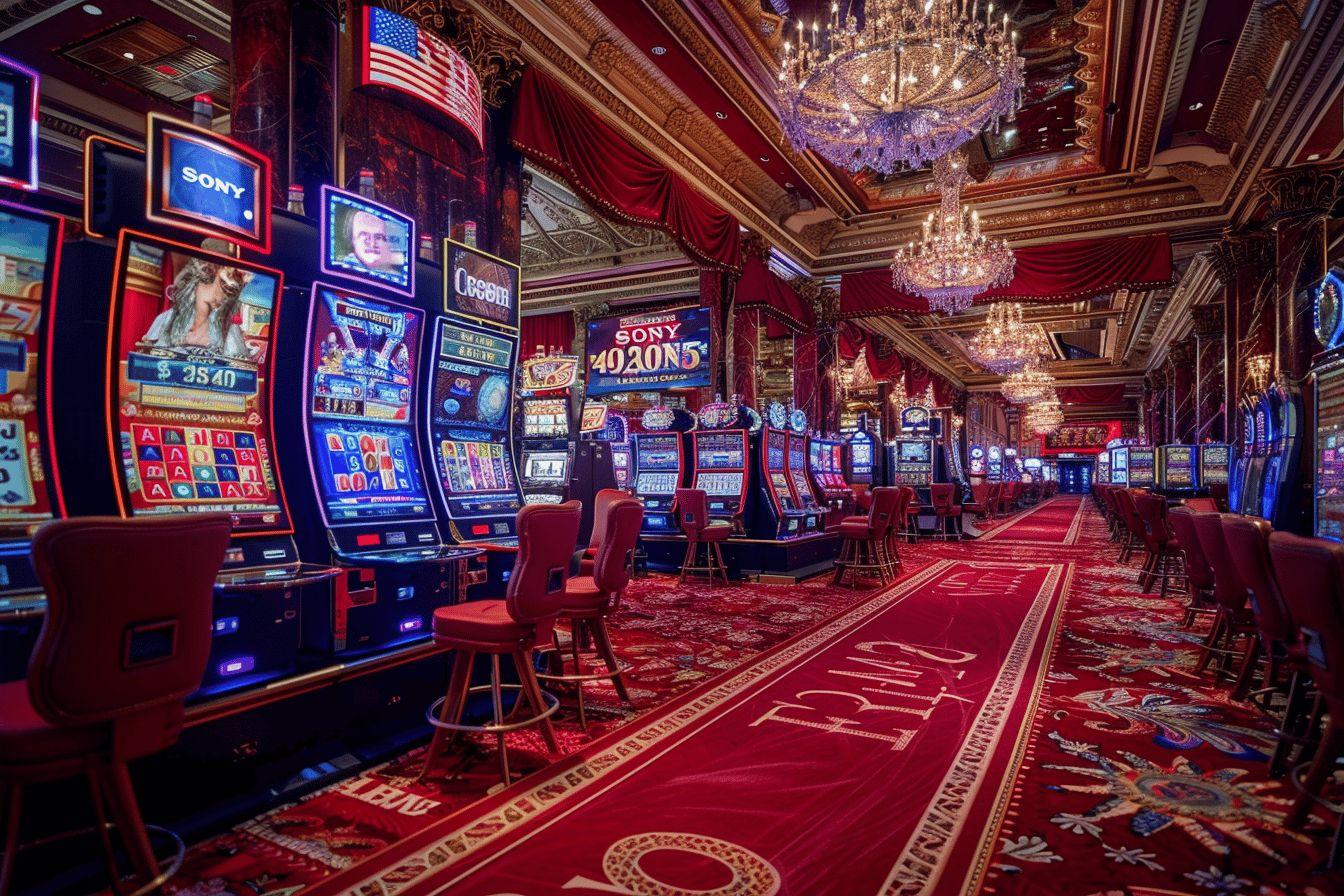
[164,498,1344,896]
[979,494,1085,544]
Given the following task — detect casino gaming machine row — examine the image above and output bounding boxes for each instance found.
[1311,267,1344,540]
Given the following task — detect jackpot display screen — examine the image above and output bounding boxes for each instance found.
[0,204,58,538]
[109,234,289,533]
[306,284,429,525]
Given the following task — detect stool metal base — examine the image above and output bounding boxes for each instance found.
[536,643,634,731]
[425,683,560,735]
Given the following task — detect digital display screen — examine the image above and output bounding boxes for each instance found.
[635,434,681,471]
[306,283,429,525]
[0,204,58,537]
[636,471,678,496]
[1129,448,1155,485]
[437,438,515,493]
[321,186,414,296]
[523,397,569,439]
[695,431,745,469]
[110,234,288,533]
[899,440,932,463]
[523,450,567,483]
[0,55,37,190]
[1316,368,1344,541]
[1201,444,1230,485]
[146,114,269,251]
[698,471,743,497]
[432,322,513,433]
[586,307,711,395]
[444,240,518,329]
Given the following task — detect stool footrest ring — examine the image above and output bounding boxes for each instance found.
[426,684,559,734]
[534,647,634,684]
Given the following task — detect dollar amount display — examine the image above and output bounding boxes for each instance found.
[129,354,256,395]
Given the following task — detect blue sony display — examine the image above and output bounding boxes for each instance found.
[147,114,270,249]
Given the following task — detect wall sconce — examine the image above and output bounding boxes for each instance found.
[1246,354,1272,392]
[952,415,964,432]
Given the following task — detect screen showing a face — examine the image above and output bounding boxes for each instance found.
[323,187,414,295]
[0,205,57,537]
[110,234,289,533]
[307,284,430,525]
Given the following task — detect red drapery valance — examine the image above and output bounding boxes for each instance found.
[520,310,575,358]
[511,68,741,273]
[735,254,815,333]
[1056,384,1128,405]
[839,233,1173,318]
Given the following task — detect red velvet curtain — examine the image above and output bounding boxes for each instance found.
[839,322,865,361]
[839,233,1173,317]
[1056,384,1128,405]
[520,310,575,357]
[511,68,741,272]
[735,255,815,333]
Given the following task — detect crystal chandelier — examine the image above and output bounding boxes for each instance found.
[1000,365,1055,404]
[891,150,1016,314]
[777,0,1024,173]
[966,302,1046,373]
[1023,399,1064,435]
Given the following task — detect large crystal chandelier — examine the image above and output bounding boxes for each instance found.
[891,150,1016,314]
[966,302,1046,373]
[1000,365,1055,404]
[1023,398,1064,435]
[777,0,1025,173]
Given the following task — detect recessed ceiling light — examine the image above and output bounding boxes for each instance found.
[759,155,770,162]
[1003,128,1017,139]
[651,46,667,55]
[122,51,135,60]
[1188,101,1204,111]
[1308,152,1322,161]
[715,111,727,120]
[81,3,102,13]
[1037,126,1048,132]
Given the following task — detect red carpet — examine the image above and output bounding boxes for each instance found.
[980,495,1084,544]
[303,557,1069,896]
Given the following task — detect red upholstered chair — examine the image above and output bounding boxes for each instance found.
[1191,512,1258,684]
[1167,506,1215,629]
[1114,489,1148,563]
[675,488,732,585]
[420,501,581,784]
[577,488,630,576]
[833,486,901,587]
[852,484,874,513]
[897,485,921,543]
[930,482,962,540]
[542,496,643,729]
[965,483,994,522]
[1132,491,1183,597]
[0,515,230,894]
[1269,533,1344,844]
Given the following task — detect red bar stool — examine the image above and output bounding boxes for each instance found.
[1167,506,1216,629]
[1270,532,1344,864]
[851,483,874,513]
[540,496,644,729]
[1114,489,1147,564]
[675,488,732,586]
[895,485,920,543]
[1191,511,1258,685]
[965,482,994,523]
[0,515,230,895]
[833,486,900,587]
[577,488,629,577]
[418,501,581,784]
[1133,492,1184,597]
[930,482,962,540]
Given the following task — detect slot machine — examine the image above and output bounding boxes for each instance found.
[1259,384,1303,529]
[1023,457,1042,482]
[568,400,618,542]
[1312,268,1344,540]
[597,410,632,490]
[1127,447,1156,487]
[887,438,936,488]
[1156,444,1198,493]
[517,354,578,505]
[1229,404,1255,513]
[0,200,63,682]
[808,435,850,503]
[1095,451,1110,487]
[690,399,751,529]
[844,413,882,487]
[1198,444,1230,493]
[785,409,823,531]
[987,446,1003,481]
[632,405,693,533]
[753,402,815,538]
[1240,396,1271,515]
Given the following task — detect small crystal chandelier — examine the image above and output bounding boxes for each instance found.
[1023,398,1064,435]
[1000,365,1055,404]
[777,0,1025,173]
[891,150,1016,314]
[966,302,1046,373]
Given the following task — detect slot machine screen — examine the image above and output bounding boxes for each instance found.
[1162,446,1194,488]
[1111,449,1128,484]
[438,438,515,493]
[900,440,932,463]
[109,234,290,533]
[787,435,814,505]
[522,397,568,439]
[696,432,745,469]
[321,186,414,296]
[306,284,429,525]
[0,203,58,538]
[1315,366,1344,541]
[1200,444,1230,485]
[1129,449,1155,486]
[522,450,567,483]
[635,433,681,498]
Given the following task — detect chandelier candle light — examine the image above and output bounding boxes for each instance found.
[777,0,1025,173]
[891,149,1016,314]
[967,302,1045,373]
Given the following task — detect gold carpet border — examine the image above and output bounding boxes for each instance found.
[338,559,959,896]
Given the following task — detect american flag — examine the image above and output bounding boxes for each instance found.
[362,6,483,148]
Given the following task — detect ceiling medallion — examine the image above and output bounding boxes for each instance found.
[777,0,1024,173]
[1000,364,1055,405]
[966,301,1046,373]
[891,150,1016,314]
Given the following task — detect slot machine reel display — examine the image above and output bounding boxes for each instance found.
[517,354,578,505]
[1199,444,1230,491]
[109,234,338,691]
[632,405,692,533]
[1156,445,1197,493]
[0,201,62,681]
[690,399,752,528]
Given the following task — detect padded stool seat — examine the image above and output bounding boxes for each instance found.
[0,682,107,767]
[698,520,732,541]
[838,519,871,538]
[432,600,536,646]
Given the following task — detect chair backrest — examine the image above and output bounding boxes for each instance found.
[870,486,901,537]
[1167,506,1213,590]
[592,497,644,595]
[1223,515,1293,643]
[28,515,231,734]
[1191,511,1245,610]
[852,484,874,512]
[971,482,993,507]
[674,488,712,536]
[587,488,629,552]
[507,501,582,624]
[1269,532,1344,704]
[1132,492,1170,546]
[930,482,955,512]
[1116,489,1146,537]
[897,485,917,516]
